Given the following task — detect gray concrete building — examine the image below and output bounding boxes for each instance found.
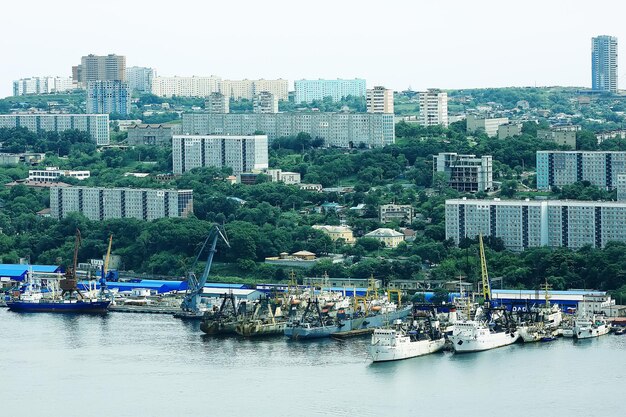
[125,66,154,93]
[536,151,626,190]
[537,128,577,149]
[172,135,268,175]
[86,80,131,115]
[0,114,109,145]
[446,198,626,251]
[253,91,279,114]
[497,123,522,139]
[592,35,618,93]
[379,204,414,224]
[74,54,126,87]
[617,173,626,200]
[205,92,229,114]
[126,124,175,146]
[433,152,493,192]
[182,112,395,148]
[49,186,193,221]
[466,114,509,137]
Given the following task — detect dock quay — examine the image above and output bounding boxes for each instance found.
[109,305,180,314]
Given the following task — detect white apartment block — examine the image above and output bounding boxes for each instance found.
[379,204,414,224]
[151,76,221,97]
[0,114,109,145]
[253,91,279,114]
[28,167,90,182]
[446,198,626,251]
[294,79,366,103]
[266,169,301,185]
[419,90,448,127]
[434,153,493,192]
[536,151,626,190]
[182,112,395,148]
[366,86,394,114]
[466,114,509,137]
[13,77,76,96]
[172,135,269,175]
[220,79,289,101]
[125,66,154,92]
[49,186,193,221]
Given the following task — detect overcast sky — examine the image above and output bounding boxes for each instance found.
[1,0,624,98]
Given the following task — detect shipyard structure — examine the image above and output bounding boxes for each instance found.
[446,198,626,251]
[181,112,395,148]
[49,186,193,221]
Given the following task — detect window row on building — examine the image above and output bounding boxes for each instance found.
[0,114,109,145]
[536,151,626,190]
[446,198,626,251]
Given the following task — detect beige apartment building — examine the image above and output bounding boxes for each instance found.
[367,86,394,114]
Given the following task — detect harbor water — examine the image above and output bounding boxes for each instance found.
[1,309,624,417]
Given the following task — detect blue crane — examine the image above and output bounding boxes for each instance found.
[180,225,230,313]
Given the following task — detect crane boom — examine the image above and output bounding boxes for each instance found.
[180,225,230,313]
[479,234,491,302]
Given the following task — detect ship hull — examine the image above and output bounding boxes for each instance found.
[6,300,110,314]
[236,321,287,337]
[200,319,238,335]
[450,330,519,353]
[574,325,610,339]
[285,307,411,340]
[370,337,446,362]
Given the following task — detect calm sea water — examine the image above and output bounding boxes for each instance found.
[1,309,624,417]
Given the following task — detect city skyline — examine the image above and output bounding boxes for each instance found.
[1,0,625,98]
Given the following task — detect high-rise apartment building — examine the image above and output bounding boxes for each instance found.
[182,112,395,148]
[253,92,279,114]
[294,79,366,103]
[74,54,126,87]
[419,89,448,127]
[13,76,76,96]
[433,153,493,192]
[0,114,109,145]
[592,35,618,93]
[219,79,288,100]
[86,80,131,115]
[50,186,193,221]
[151,76,221,97]
[125,67,155,93]
[536,151,626,190]
[366,86,394,114]
[466,114,509,137]
[446,198,626,251]
[172,135,269,175]
[205,92,229,114]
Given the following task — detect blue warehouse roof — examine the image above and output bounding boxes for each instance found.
[0,264,62,281]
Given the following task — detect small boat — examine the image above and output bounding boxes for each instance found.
[540,336,557,342]
[614,327,625,335]
[573,314,610,339]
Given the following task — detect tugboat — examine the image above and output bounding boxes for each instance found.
[369,306,446,362]
[6,230,110,314]
[449,235,519,353]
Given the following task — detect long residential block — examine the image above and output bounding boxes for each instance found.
[172,135,268,175]
[536,151,626,190]
[182,112,395,148]
[50,186,193,221]
[0,114,109,145]
[445,198,626,251]
[294,79,366,103]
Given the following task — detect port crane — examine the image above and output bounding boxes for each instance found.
[180,225,230,314]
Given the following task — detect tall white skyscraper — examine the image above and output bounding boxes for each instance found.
[419,89,448,127]
[592,35,618,93]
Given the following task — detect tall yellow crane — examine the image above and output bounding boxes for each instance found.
[103,234,113,279]
[479,234,491,302]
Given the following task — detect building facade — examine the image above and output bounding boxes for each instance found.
[182,112,395,148]
[49,186,193,221]
[363,228,405,248]
[266,169,301,185]
[592,35,618,93]
[86,80,131,115]
[13,76,76,96]
[253,91,279,114]
[0,114,109,145]
[537,127,578,149]
[497,123,522,139]
[294,79,366,103]
[419,90,448,127]
[366,86,394,114]
[126,124,175,146]
[433,152,493,192]
[172,135,269,175]
[379,204,414,224]
[151,76,221,97]
[125,67,154,93]
[536,151,626,190]
[446,198,626,251]
[28,167,90,182]
[466,115,509,137]
[221,79,288,101]
[617,173,626,201]
[75,54,126,87]
[312,225,356,244]
[206,92,229,114]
